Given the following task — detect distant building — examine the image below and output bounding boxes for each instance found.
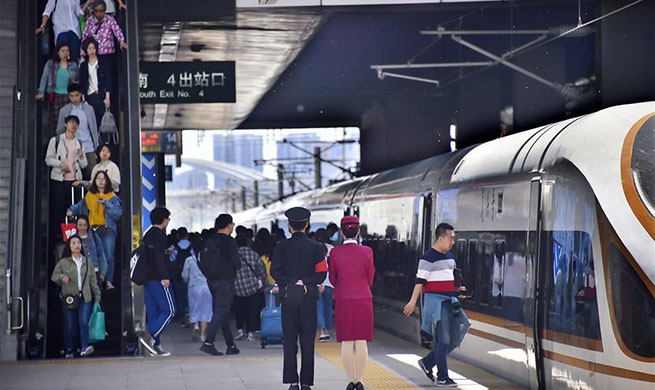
[214,132,264,172]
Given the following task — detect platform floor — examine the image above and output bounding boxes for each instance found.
[0,318,526,390]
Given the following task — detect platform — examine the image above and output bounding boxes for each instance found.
[0,318,526,390]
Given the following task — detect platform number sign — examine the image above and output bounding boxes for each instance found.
[139,61,236,104]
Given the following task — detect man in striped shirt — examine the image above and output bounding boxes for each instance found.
[403,223,462,387]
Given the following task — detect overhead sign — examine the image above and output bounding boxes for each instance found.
[138,0,234,22]
[141,131,181,154]
[139,61,236,104]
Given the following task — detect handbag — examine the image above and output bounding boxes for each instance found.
[60,258,88,310]
[88,302,106,343]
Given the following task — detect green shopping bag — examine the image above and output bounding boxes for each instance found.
[89,302,106,343]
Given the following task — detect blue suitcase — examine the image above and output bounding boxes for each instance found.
[260,291,283,348]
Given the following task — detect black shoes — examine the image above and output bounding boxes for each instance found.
[418,358,435,383]
[300,386,312,390]
[226,345,240,355]
[199,342,224,356]
[346,383,356,390]
[354,382,365,390]
[139,334,157,356]
[436,378,457,387]
[288,385,299,390]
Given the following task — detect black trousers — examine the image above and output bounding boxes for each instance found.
[205,280,235,347]
[281,286,318,385]
[234,294,258,333]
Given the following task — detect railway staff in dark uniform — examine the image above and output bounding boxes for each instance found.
[271,207,328,390]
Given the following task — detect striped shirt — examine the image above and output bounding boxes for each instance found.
[415,248,456,293]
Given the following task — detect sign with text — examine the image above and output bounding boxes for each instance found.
[141,131,180,154]
[139,61,236,104]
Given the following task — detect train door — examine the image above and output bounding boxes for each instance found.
[418,192,433,347]
[524,177,546,389]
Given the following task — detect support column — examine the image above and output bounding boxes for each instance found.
[314,146,322,189]
[253,181,259,207]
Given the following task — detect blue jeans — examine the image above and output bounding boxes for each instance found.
[423,300,453,381]
[317,286,334,331]
[56,30,80,63]
[97,230,116,283]
[144,280,176,345]
[62,300,92,355]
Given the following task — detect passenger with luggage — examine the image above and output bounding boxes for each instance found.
[181,238,212,343]
[45,115,87,242]
[313,228,334,342]
[403,223,470,387]
[138,207,176,357]
[75,214,107,287]
[234,234,267,342]
[271,207,328,390]
[67,170,121,289]
[329,216,375,390]
[198,214,241,356]
[51,234,102,358]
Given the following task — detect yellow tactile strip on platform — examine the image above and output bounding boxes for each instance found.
[315,342,418,390]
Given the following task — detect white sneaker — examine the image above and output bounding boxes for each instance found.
[80,345,94,357]
[235,329,245,340]
[246,332,255,342]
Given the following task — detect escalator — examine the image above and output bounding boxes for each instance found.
[15,0,141,359]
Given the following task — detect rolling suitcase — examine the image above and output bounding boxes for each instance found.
[260,290,283,349]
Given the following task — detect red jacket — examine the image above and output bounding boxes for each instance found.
[329,240,375,300]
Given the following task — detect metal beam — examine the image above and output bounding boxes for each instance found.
[421,29,551,36]
[371,61,493,70]
[379,71,440,86]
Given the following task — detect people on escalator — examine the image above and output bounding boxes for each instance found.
[45,115,87,242]
[57,83,99,180]
[67,170,122,290]
[139,207,176,357]
[83,0,127,16]
[74,143,121,193]
[329,216,375,390]
[80,0,127,95]
[76,214,108,287]
[51,234,102,358]
[37,42,80,138]
[79,37,112,133]
[36,0,84,62]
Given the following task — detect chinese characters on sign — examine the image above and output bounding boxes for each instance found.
[139,61,236,104]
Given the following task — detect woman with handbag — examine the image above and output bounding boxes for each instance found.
[67,170,122,289]
[79,37,112,130]
[37,42,80,137]
[76,215,108,287]
[51,234,102,358]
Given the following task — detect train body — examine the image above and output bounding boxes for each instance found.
[234,102,655,389]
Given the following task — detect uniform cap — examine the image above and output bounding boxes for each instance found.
[340,215,359,226]
[285,207,311,221]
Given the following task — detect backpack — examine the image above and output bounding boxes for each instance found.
[172,244,192,278]
[99,110,119,144]
[129,230,153,285]
[197,236,222,281]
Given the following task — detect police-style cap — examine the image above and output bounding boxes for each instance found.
[285,207,311,221]
[340,215,359,226]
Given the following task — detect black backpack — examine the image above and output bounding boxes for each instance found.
[172,244,193,278]
[197,236,222,280]
[129,243,151,286]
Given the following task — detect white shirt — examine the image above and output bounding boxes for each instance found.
[43,0,83,39]
[72,254,84,291]
[106,0,116,14]
[87,59,99,95]
[70,104,94,153]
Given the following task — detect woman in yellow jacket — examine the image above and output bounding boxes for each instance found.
[51,235,102,358]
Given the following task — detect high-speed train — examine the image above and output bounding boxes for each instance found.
[234,102,655,390]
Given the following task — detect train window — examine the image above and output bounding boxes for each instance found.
[478,240,493,306]
[492,240,506,308]
[467,240,478,301]
[455,240,467,289]
[545,231,601,340]
[609,244,655,358]
[631,116,654,217]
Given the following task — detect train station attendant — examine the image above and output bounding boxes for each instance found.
[271,207,328,390]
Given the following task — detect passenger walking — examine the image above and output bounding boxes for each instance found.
[403,223,469,387]
[171,228,192,325]
[139,207,176,357]
[313,228,334,342]
[75,215,108,286]
[37,0,84,62]
[234,234,267,342]
[198,214,241,356]
[181,240,212,343]
[37,43,80,137]
[79,37,112,130]
[67,171,121,289]
[45,115,87,241]
[271,207,328,390]
[329,216,375,390]
[75,143,120,193]
[56,83,100,179]
[51,235,102,358]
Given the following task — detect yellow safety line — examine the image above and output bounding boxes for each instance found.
[315,342,418,390]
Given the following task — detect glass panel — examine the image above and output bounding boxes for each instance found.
[631,116,655,216]
[609,244,655,358]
